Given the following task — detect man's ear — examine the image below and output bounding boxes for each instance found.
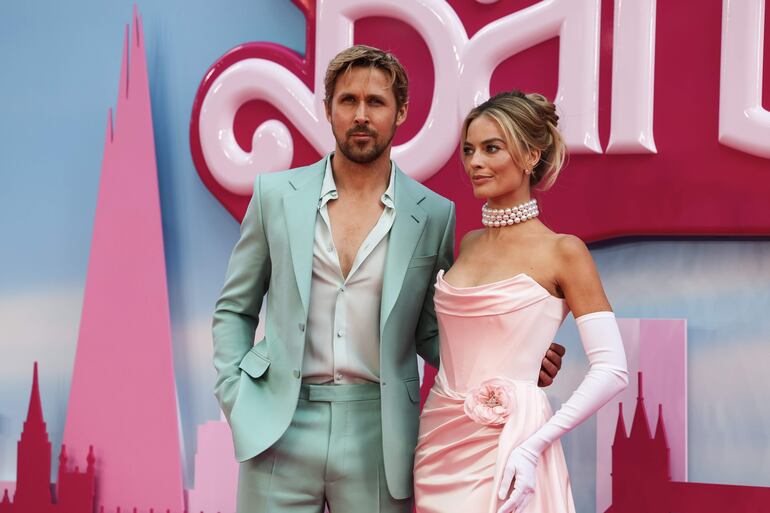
[395,101,409,127]
[324,101,332,123]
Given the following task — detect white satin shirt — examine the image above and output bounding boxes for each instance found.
[301,158,396,384]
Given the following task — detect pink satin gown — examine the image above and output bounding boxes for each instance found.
[414,270,576,513]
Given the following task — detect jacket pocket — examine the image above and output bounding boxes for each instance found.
[404,377,421,403]
[239,348,271,379]
[407,254,437,269]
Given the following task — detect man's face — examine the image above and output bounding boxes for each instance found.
[326,66,407,165]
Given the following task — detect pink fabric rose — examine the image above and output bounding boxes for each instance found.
[463,378,516,426]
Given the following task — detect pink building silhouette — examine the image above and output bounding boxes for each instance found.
[596,318,688,512]
[0,363,95,513]
[62,7,184,512]
[606,372,770,513]
[187,418,238,513]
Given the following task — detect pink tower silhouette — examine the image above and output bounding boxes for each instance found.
[2,363,96,513]
[596,318,687,512]
[63,8,184,512]
[606,372,770,513]
[14,363,53,511]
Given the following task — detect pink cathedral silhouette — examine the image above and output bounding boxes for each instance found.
[0,363,95,513]
[606,373,770,512]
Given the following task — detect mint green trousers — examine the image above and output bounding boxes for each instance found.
[236,383,413,513]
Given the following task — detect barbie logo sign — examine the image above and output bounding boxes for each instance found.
[191,0,770,240]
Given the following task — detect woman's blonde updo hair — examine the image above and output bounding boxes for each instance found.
[462,90,566,190]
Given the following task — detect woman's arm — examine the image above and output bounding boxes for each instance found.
[496,236,629,513]
[555,234,611,316]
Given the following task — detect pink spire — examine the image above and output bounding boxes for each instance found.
[653,403,672,481]
[16,362,53,507]
[654,404,669,446]
[63,8,184,512]
[133,4,142,49]
[612,403,628,444]
[24,362,44,428]
[1,489,9,504]
[629,372,652,439]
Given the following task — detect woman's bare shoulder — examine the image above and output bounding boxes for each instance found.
[458,228,485,252]
[551,233,610,314]
[552,233,592,262]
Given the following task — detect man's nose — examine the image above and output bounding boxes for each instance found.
[354,101,369,124]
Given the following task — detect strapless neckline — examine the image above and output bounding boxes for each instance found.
[437,269,566,303]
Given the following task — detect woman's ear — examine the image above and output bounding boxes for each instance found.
[529,148,542,169]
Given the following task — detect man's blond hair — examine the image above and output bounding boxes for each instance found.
[324,45,409,109]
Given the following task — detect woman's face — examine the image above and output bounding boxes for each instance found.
[462,115,530,203]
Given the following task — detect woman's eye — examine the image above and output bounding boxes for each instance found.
[462,147,474,156]
[486,145,500,153]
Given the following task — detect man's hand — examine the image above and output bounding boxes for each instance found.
[537,342,565,387]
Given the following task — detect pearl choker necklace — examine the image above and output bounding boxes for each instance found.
[482,199,539,227]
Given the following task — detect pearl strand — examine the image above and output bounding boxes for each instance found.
[481,199,539,227]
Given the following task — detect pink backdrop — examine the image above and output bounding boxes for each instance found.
[190,0,770,241]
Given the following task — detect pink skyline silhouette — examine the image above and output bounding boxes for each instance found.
[62,7,184,512]
[596,319,688,513]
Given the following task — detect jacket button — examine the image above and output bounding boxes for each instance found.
[293,369,301,379]
[298,323,305,332]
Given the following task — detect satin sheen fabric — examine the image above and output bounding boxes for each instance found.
[414,270,576,513]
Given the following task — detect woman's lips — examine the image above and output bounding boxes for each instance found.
[472,175,493,185]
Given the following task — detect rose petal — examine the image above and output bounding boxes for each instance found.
[463,379,517,426]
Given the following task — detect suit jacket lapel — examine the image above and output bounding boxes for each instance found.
[380,167,427,335]
[283,158,326,317]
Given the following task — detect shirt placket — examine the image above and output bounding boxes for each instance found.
[319,197,349,383]
[317,182,394,384]
[332,282,347,383]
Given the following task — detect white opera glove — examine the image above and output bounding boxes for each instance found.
[497,311,629,513]
[496,445,538,513]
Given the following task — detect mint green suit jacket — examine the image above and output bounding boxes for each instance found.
[212,155,455,500]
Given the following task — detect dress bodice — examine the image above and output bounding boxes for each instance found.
[434,270,569,393]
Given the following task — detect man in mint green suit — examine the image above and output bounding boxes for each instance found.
[213,46,561,513]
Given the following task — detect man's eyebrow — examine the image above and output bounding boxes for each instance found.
[335,91,388,99]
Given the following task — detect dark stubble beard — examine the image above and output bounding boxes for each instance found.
[334,122,397,165]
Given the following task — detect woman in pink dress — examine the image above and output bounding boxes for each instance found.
[413,91,629,513]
